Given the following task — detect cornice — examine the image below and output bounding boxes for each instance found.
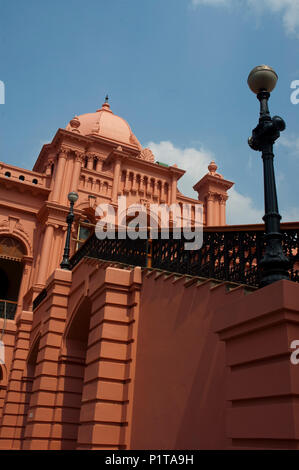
[193,174,234,193]
[0,200,40,217]
[37,201,82,225]
[106,147,186,180]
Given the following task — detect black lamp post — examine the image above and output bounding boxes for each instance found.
[247,65,289,287]
[60,191,79,270]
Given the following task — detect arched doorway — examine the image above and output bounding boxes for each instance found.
[60,297,92,449]
[0,237,26,320]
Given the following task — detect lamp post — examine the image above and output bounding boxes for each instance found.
[60,191,79,270]
[247,65,289,287]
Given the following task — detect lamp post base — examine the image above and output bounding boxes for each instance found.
[259,235,290,287]
[60,258,71,270]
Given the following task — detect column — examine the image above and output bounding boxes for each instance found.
[22,269,72,450]
[45,159,54,177]
[123,171,130,193]
[87,155,93,170]
[171,175,177,204]
[147,179,152,197]
[139,176,145,195]
[62,157,74,205]
[219,195,227,226]
[153,179,158,198]
[17,258,32,312]
[70,152,83,193]
[96,158,102,172]
[132,173,137,192]
[76,267,142,450]
[206,192,214,226]
[36,224,55,287]
[51,149,68,203]
[0,311,33,450]
[213,196,220,226]
[111,158,121,204]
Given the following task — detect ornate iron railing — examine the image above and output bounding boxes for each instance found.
[68,224,299,288]
[69,232,148,270]
[0,300,18,320]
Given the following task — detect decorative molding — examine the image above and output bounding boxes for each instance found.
[0,217,32,256]
[58,147,69,159]
[138,148,155,163]
[74,151,84,163]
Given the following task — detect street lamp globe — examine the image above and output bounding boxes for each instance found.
[68,191,79,204]
[247,65,278,94]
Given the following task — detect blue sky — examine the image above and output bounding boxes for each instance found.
[0,0,299,224]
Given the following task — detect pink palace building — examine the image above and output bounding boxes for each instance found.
[0,99,299,450]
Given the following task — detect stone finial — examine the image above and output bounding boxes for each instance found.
[208,161,218,175]
[69,116,80,133]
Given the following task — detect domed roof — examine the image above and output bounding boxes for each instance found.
[66,99,142,149]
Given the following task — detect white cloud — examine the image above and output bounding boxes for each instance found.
[278,134,299,157]
[192,0,299,37]
[146,140,212,183]
[281,206,299,221]
[226,187,263,224]
[192,0,231,5]
[146,140,264,225]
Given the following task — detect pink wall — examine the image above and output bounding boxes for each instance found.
[129,272,250,449]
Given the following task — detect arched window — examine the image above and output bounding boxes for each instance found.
[0,237,26,320]
[0,237,26,260]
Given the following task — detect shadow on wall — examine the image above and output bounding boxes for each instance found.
[60,297,91,450]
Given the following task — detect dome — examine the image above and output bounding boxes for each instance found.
[66,100,142,149]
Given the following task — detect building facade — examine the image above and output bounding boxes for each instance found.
[1,100,299,450]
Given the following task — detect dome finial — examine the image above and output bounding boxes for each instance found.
[98,94,112,112]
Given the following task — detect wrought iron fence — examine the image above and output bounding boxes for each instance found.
[67,224,299,288]
[0,300,18,320]
[69,232,148,270]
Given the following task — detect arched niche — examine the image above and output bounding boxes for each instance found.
[60,297,92,449]
[0,236,27,318]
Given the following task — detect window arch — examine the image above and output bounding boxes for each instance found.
[0,237,26,319]
[0,236,26,260]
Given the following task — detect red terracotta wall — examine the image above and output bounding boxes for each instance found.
[0,322,16,422]
[129,271,237,450]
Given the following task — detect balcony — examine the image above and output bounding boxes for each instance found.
[68,223,299,289]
